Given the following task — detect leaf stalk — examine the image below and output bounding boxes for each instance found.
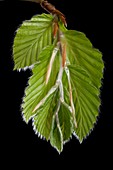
[65,66,77,128]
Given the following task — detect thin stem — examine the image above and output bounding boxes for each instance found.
[55,100,61,128]
[21,0,67,26]
[65,66,77,128]
[46,43,59,84]
[57,64,64,102]
[40,0,67,26]
[56,41,64,102]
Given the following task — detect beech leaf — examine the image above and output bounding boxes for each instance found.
[13,13,104,153]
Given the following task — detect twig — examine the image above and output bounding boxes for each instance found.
[21,1,67,26]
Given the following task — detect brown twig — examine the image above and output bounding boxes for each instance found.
[22,0,67,26]
[40,0,67,26]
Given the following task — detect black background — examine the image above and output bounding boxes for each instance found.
[0,0,112,167]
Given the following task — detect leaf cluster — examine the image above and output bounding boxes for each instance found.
[13,13,104,153]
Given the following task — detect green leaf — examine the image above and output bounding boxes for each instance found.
[33,88,59,140]
[22,45,60,122]
[33,92,73,152]
[61,30,104,88]
[68,65,101,142]
[50,114,63,153]
[58,102,73,142]
[13,13,104,152]
[13,13,54,70]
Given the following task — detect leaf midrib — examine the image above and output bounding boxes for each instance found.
[70,78,83,140]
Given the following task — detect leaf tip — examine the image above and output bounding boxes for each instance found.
[79,139,83,144]
[21,113,29,124]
